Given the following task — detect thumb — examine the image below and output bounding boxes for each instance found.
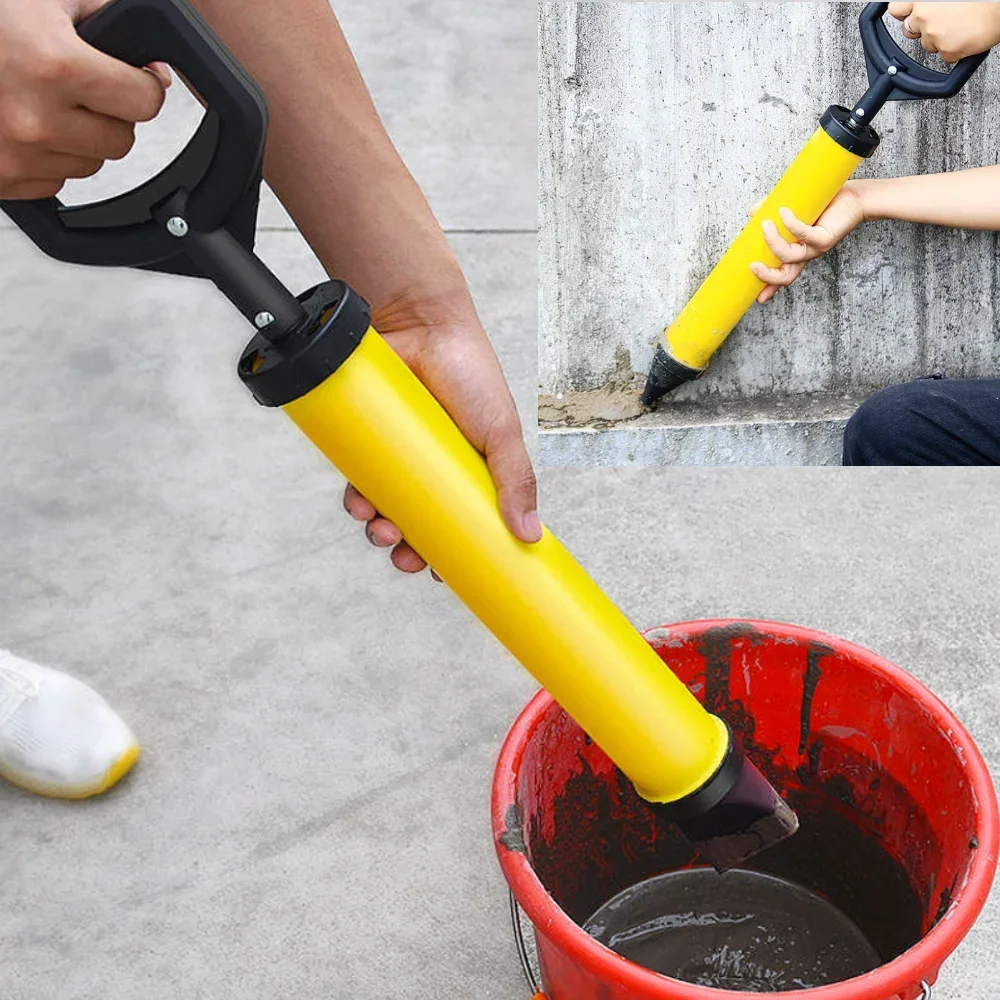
[145,61,173,89]
[484,418,542,544]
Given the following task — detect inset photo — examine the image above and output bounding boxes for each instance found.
[539,1,1000,466]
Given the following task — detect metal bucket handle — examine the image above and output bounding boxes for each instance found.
[510,890,544,997]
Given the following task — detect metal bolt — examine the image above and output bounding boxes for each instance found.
[166,216,188,237]
[254,311,275,329]
[888,65,898,76]
[855,107,866,117]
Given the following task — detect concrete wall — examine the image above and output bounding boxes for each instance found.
[539,1,1000,458]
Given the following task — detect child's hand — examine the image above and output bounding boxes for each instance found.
[888,2,1000,63]
[749,185,866,303]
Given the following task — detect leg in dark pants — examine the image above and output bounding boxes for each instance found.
[843,378,1000,466]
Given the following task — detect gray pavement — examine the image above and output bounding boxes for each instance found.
[1,3,998,1000]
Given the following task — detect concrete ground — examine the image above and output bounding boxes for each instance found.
[0,4,997,1000]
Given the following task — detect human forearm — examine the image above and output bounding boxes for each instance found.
[852,167,1000,230]
[189,0,539,553]
[190,0,470,318]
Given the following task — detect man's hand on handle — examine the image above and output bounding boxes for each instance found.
[888,2,1000,63]
[0,0,540,580]
[0,0,170,199]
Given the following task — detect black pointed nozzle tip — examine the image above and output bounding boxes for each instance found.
[640,344,702,407]
[650,735,799,873]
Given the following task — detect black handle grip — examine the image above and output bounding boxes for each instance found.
[0,0,267,270]
[860,2,990,100]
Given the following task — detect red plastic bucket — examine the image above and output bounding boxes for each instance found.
[493,620,998,1000]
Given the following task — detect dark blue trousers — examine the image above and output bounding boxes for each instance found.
[843,377,1000,466]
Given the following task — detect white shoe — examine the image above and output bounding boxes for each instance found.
[0,650,140,798]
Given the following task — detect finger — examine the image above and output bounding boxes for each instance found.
[761,219,808,264]
[750,261,788,285]
[901,18,922,40]
[887,2,914,21]
[757,285,780,305]
[777,207,833,252]
[391,542,427,574]
[920,35,939,54]
[483,417,542,543]
[776,207,812,242]
[343,484,377,522]
[47,109,136,161]
[389,324,539,543]
[145,62,173,89]
[25,151,104,180]
[747,198,764,217]
[365,517,402,548]
[68,39,167,122]
[0,178,65,199]
[749,260,804,287]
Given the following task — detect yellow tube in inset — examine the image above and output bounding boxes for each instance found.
[665,126,863,372]
[283,328,728,804]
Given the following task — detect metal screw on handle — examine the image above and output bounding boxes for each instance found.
[509,890,544,998]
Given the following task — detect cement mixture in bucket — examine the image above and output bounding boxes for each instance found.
[584,867,881,992]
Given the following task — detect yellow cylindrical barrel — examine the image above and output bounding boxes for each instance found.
[283,328,729,804]
[665,126,863,372]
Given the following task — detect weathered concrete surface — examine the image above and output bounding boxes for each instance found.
[539,1,1000,461]
[540,392,856,466]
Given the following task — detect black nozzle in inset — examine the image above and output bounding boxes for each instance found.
[651,732,799,872]
[640,343,702,407]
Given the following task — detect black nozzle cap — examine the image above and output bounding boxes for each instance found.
[650,730,799,872]
[238,279,371,407]
[649,730,743,825]
[640,344,702,407]
[820,105,881,158]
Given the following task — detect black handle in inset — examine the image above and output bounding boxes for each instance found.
[860,2,990,102]
[0,0,267,273]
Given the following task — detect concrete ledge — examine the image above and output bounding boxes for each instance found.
[539,395,864,467]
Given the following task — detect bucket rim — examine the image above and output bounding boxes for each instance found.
[491,618,999,1000]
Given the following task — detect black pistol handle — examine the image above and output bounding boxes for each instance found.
[0,0,267,271]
